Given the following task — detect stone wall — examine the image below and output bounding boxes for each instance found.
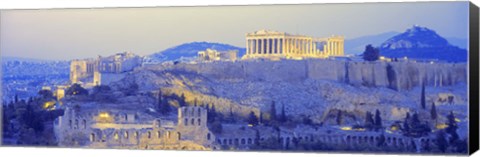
[154,59,466,91]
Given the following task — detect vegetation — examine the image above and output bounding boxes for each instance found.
[363,44,380,61]
[269,101,277,122]
[386,64,397,90]
[2,91,64,146]
[65,83,88,96]
[420,83,426,109]
[401,112,431,137]
[362,109,382,131]
[435,130,448,153]
[279,104,287,123]
[374,109,383,131]
[445,111,459,143]
[90,85,116,103]
[157,90,171,114]
[247,111,259,126]
[430,102,437,125]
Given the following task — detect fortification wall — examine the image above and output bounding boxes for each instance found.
[160,59,466,91]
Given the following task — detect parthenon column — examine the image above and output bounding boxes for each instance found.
[286,38,290,54]
[328,41,331,56]
[262,39,266,54]
[255,39,259,55]
[299,39,303,54]
[248,39,252,55]
[334,41,337,56]
[335,41,338,56]
[246,39,252,55]
[274,38,278,54]
[303,39,309,55]
[310,39,313,54]
[293,39,296,54]
[335,41,340,56]
[336,41,340,56]
[300,39,305,54]
[265,38,271,54]
[303,39,307,55]
[329,41,332,56]
[276,38,280,54]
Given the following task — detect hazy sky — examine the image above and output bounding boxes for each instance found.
[0,2,469,60]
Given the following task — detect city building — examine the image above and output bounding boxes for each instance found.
[198,49,238,62]
[53,104,433,151]
[69,52,143,87]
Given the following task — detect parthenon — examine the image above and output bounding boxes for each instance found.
[243,30,344,59]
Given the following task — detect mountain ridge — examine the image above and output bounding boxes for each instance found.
[379,26,467,62]
[146,41,246,63]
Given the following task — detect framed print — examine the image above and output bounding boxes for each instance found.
[1,1,479,156]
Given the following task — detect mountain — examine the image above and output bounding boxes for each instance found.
[147,42,246,63]
[379,26,467,62]
[344,31,399,55]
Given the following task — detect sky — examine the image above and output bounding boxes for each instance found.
[0,1,469,60]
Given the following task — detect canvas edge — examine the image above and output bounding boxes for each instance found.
[468,1,479,155]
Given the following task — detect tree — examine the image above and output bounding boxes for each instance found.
[38,89,54,99]
[157,90,163,108]
[159,99,170,114]
[269,101,277,122]
[92,85,111,95]
[279,104,287,123]
[247,111,259,126]
[374,109,382,131]
[226,107,236,123]
[404,112,431,137]
[91,85,114,102]
[365,111,375,129]
[377,134,386,147]
[446,111,459,143]
[66,83,88,96]
[421,83,426,109]
[207,104,217,123]
[435,130,448,153]
[255,130,261,146]
[386,64,397,90]
[336,110,343,125]
[124,83,139,96]
[259,111,264,124]
[302,115,313,125]
[179,93,186,107]
[362,44,380,61]
[430,102,437,125]
[403,112,410,133]
[210,121,222,134]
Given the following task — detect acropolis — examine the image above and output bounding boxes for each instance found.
[243,30,344,60]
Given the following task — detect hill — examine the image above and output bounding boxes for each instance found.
[146,42,246,63]
[379,26,467,62]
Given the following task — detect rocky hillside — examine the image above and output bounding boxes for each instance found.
[108,59,467,129]
[379,26,467,62]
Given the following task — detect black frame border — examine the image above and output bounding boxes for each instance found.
[469,1,479,155]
